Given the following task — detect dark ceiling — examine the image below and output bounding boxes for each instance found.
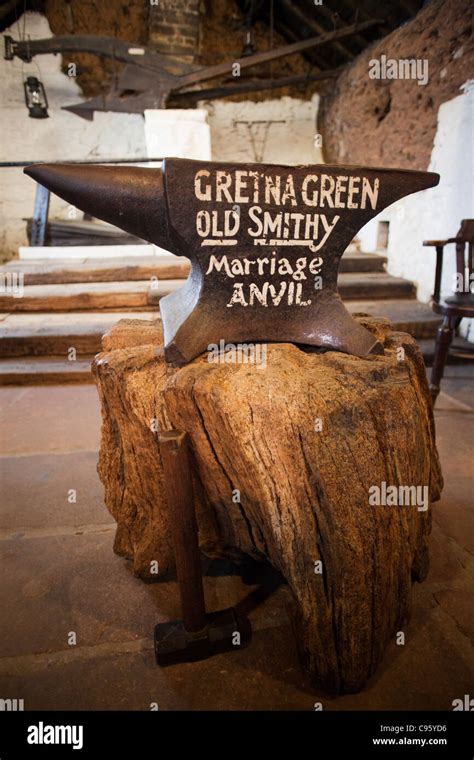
[236,0,425,70]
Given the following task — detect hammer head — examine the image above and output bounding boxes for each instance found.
[154,608,251,666]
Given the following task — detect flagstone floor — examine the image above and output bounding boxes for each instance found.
[0,365,472,710]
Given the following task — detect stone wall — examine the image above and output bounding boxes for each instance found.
[45,0,149,97]
[357,83,473,344]
[318,0,473,170]
[317,0,473,341]
[149,0,201,60]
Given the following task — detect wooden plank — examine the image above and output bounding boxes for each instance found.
[417,336,474,365]
[0,311,157,357]
[346,300,442,339]
[0,280,182,312]
[340,252,387,273]
[0,299,442,364]
[1,252,385,286]
[0,256,190,284]
[0,253,387,285]
[337,272,415,300]
[0,356,94,385]
[18,244,172,260]
[1,274,415,313]
[144,271,409,307]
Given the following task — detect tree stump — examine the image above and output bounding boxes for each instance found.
[92,316,442,694]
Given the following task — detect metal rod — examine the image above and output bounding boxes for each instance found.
[30,183,50,246]
[159,430,207,634]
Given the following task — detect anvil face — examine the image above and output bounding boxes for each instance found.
[24,159,439,365]
[160,159,438,363]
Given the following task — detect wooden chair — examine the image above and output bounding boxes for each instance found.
[423,219,474,404]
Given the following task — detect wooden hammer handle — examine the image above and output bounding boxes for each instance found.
[159,430,207,633]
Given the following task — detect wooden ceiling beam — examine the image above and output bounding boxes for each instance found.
[177,18,383,87]
[268,18,330,70]
[277,0,355,63]
[316,0,384,49]
[331,0,391,40]
[172,67,343,104]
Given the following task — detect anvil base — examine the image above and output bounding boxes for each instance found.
[154,608,251,666]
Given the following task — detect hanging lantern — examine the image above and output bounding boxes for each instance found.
[23,76,49,119]
[241,30,256,58]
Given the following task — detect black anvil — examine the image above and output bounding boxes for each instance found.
[25,159,439,365]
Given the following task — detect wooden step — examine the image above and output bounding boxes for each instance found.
[346,300,442,338]
[0,251,386,286]
[0,272,411,313]
[5,336,470,385]
[0,280,184,312]
[340,251,387,273]
[0,356,94,385]
[417,336,474,365]
[0,299,441,361]
[338,272,414,300]
[0,256,189,285]
[18,244,171,260]
[0,311,157,357]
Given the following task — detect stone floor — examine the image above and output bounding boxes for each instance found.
[0,365,472,711]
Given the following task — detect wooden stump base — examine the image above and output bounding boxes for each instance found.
[92,315,442,693]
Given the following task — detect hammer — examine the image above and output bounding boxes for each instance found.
[154,430,251,665]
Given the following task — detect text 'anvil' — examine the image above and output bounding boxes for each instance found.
[24,159,439,365]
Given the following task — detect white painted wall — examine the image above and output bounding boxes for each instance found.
[144,108,211,161]
[201,95,322,165]
[0,12,147,259]
[358,82,474,340]
[0,12,322,260]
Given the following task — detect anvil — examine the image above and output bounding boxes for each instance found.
[24,160,439,365]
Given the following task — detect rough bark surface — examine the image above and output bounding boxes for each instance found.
[93,315,443,693]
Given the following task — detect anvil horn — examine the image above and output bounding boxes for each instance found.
[23,163,172,250]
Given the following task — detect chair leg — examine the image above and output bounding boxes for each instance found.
[430,316,455,404]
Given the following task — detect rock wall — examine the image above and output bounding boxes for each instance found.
[42,0,309,104]
[45,0,149,97]
[149,0,200,60]
[318,0,473,170]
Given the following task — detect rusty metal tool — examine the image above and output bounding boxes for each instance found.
[24,159,439,365]
[155,431,251,665]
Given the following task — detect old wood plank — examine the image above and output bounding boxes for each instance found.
[18,244,171,260]
[0,252,386,286]
[337,272,415,299]
[0,280,181,312]
[0,311,157,357]
[0,256,190,284]
[0,356,94,385]
[347,299,442,338]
